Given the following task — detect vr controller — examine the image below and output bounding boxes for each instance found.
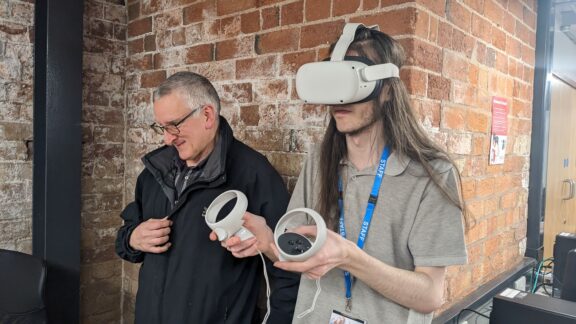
[274,208,327,262]
[204,190,254,241]
[295,23,400,105]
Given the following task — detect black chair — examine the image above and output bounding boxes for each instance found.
[0,249,47,324]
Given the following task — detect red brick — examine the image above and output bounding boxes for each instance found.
[300,20,345,49]
[144,34,155,52]
[437,21,453,48]
[140,70,166,88]
[415,0,446,17]
[464,0,484,14]
[414,9,429,39]
[127,17,151,38]
[154,10,181,30]
[502,12,516,35]
[523,6,536,30]
[281,1,303,25]
[241,11,260,34]
[183,3,204,25]
[334,0,360,16]
[240,105,260,126]
[404,38,443,73]
[255,79,289,102]
[216,0,256,16]
[236,56,277,79]
[259,0,284,5]
[429,16,438,43]
[127,54,153,72]
[443,51,469,82]
[400,68,427,97]
[508,0,523,20]
[516,21,534,48]
[442,105,466,130]
[185,44,213,64]
[363,0,379,10]
[461,177,476,200]
[471,134,486,155]
[466,200,484,223]
[484,0,503,26]
[453,81,477,106]
[476,41,487,65]
[262,7,279,30]
[491,26,506,51]
[471,14,492,44]
[352,7,417,37]
[468,64,479,87]
[305,0,330,22]
[466,109,489,132]
[128,38,144,55]
[500,191,518,209]
[216,36,253,60]
[256,28,299,54]
[221,83,253,104]
[220,16,241,38]
[452,28,475,58]
[127,2,140,21]
[448,0,471,32]
[280,50,316,75]
[418,100,440,128]
[428,74,450,100]
[172,28,186,46]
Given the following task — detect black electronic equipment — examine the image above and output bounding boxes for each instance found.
[553,232,576,294]
[490,288,576,324]
[561,249,576,302]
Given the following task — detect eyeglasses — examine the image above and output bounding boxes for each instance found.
[150,106,203,135]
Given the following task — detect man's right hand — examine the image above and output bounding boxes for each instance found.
[129,217,173,253]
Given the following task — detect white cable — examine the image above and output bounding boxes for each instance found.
[257,250,271,324]
[296,278,322,319]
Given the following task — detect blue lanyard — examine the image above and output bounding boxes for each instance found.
[338,145,390,312]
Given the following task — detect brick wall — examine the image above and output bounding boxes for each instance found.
[123,0,537,318]
[0,0,34,253]
[81,0,127,323]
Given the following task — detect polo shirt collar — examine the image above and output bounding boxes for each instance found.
[340,150,410,177]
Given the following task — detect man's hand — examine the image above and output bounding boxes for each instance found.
[209,212,276,260]
[272,226,355,279]
[129,217,172,253]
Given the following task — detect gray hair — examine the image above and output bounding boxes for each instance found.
[154,71,221,115]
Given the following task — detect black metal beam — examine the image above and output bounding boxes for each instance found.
[526,0,554,261]
[433,257,536,324]
[33,0,84,322]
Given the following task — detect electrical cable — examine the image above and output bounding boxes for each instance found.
[456,308,489,323]
[296,278,322,319]
[257,250,270,324]
[531,257,553,293]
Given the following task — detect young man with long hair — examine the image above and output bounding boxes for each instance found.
[223,25,467,324]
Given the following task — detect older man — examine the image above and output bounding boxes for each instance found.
[115,72,299,324]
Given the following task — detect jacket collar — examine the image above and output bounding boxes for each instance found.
[142,116,234,188]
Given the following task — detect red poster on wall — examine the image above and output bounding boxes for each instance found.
[489,96,509,165]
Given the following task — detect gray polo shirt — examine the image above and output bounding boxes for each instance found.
[288,145,467,324]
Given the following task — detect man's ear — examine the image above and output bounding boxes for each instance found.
[203,104,218,129]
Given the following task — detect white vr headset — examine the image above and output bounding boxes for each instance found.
[296,23,400,105]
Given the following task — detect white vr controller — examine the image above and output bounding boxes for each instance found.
[274,208,327,262]
[205,190,254,241]
[295,23,400,105]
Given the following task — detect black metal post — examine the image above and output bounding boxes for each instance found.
[526,0,554,261]
[33,0,84,322]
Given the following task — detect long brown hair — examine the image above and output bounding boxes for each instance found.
[317,27,467,229]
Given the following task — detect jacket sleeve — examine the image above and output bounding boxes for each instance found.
[115,172,146,263]
[247,164,300,324]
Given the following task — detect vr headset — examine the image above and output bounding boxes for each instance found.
[296,23,400,105]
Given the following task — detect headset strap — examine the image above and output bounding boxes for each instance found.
[331,24,381,62]
[362,63,400,80]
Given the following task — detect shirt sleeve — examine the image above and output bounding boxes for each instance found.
[408,167,468,267]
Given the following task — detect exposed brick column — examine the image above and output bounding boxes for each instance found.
[0,0,34,252]
[80,0,127,323]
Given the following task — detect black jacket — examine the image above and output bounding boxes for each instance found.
[116,118,299,324]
